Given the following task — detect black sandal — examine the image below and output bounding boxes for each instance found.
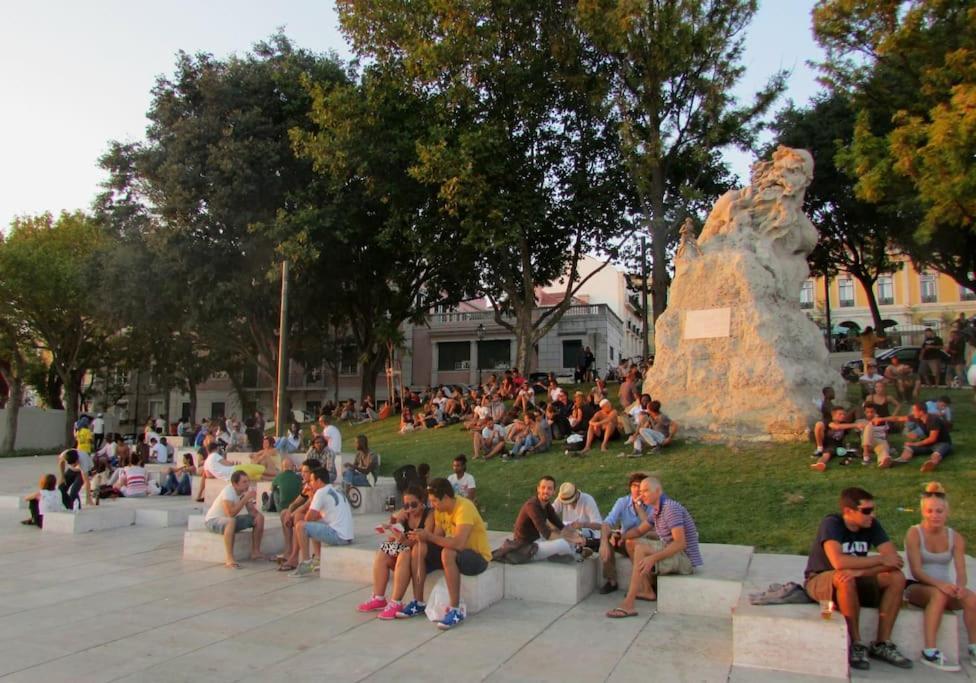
[20,519,34,526]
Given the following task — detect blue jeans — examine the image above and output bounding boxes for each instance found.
[304,521,352,546]
[162,472,191,495]
[512,434,539,456]
[343,469,370,486]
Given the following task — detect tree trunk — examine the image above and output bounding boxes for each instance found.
[1,372,22,453]
[514,308,535,374]
[63,377,80,449]
[359,352,384,401]
[648,173,669,321]
[46,367,64,410]
[188,378,198,425]
[852,273,884,331]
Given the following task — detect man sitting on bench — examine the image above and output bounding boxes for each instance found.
[607,476,702,618]
[406,478,492,630]
[204,470,266,569]
[803,486,912,671]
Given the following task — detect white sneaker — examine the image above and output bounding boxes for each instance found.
[921,649,960,672]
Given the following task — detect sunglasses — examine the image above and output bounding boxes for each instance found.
[858,506,875,515]
[403,501,421,509]
[923,491,946,499]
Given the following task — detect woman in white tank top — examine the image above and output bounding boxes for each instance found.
[904,482,976,670]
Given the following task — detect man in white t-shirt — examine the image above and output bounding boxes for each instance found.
[204,471,266,569]
[195,442,237,502]
[92,413,105,451]
[473,418,506,460]
[150,437,168,464]
[552,481,603,550]
[290,467,354,576]
[312,415,343,454]
[448,455,477,505]
[154,416,166,432]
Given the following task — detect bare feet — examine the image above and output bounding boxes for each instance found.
[920,459,937,473]
[810,462,826,472]
[224,561,241,569]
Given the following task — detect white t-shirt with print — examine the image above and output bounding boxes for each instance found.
[310,484,354,540]
[448,472,476,498]
[324,425,342,453]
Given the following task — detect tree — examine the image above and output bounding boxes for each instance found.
[98,34,349,412]
[577,0,787,320]
[0,315,31,452]
[0,212,112,445]
[336,0,634,370]
[289,64,476,398]
[770,93,904,331]
[813,0,976,294]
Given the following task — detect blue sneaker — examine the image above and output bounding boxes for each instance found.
[395,600,426,619]
[437,606,465,630]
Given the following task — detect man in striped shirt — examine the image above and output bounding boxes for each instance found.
[607,476,702,618]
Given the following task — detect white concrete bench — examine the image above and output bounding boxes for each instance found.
[192,476,272,507]
[502,556,598,605]
[657,543,753,618]
[732,552,960,680]
[0,494,27,510]
[182,515,284,563]
[42,506,136,533]
[319,534,504,614]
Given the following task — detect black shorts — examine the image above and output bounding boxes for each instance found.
[425,546,488,576]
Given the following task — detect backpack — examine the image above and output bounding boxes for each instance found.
[393,464,420,493]
[564,433,584,452]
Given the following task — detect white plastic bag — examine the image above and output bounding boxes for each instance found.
[424,577,466,622]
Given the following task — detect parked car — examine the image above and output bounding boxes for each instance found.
[840,346,952,382]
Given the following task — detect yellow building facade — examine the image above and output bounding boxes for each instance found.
[802,256,976,328]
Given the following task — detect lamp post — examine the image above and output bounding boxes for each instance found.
[476,323,486,387]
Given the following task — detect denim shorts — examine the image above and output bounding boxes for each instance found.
[304,521,352,546]
[906,442,952,458]
[206,513,255,534]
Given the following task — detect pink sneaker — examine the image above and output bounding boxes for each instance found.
[357,596,388,613]
[377,601,402,620]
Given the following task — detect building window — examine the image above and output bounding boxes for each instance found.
[478,340,511,370]
[609,345,615,361]
[305,365,323,385]
[437,341,471,371]
[305,401,321,419]
[920,271,938,303]
[800,280,814,309]
[339,345,358,375]
[210,402,225,419]
[838,279,855,307]
[562,340,582,369]
[962,273,976,301]
[876,275,894,306]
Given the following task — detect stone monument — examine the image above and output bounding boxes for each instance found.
[642,146,844,441]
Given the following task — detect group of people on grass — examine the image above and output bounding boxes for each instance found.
[811,382,954,473]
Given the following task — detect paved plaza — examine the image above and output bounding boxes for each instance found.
[0,456,970,682]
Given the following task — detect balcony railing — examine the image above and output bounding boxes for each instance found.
[428,303,613,325]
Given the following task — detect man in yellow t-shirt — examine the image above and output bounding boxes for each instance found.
[408,477,490,630]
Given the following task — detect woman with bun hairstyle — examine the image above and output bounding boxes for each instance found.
[904,482,976,671]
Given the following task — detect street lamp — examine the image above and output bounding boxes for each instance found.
[476,323,486,387]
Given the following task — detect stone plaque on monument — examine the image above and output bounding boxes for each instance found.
[683,308,731,340]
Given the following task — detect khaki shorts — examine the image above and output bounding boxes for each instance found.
[635,537,693,575]
[804,571,881,607]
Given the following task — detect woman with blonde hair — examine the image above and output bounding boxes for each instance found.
[904,482,976,671]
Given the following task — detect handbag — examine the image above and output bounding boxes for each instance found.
[425,577,466,622]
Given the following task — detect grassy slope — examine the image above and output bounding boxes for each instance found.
[339,384,973,555]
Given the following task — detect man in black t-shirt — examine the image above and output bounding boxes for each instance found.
[920,327,944,386]
[880,402,953,473]
[804,487,911,671]
[810,406,854,472]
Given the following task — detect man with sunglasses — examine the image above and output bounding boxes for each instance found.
[804,487,912,671]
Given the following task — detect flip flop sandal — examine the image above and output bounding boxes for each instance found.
[606,607,638,619]
[277,564,297,572]
[224,562,241,570]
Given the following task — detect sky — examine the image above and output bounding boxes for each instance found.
[0,1,825,230]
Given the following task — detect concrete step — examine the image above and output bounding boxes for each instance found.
[502,556,598,605]
[658,543,753,618]
[42,506,136,533]
[731,552,961,680]
[0,494,27,509]
[181,524,285,563]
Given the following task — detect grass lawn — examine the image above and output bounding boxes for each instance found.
[335,383,974,555]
